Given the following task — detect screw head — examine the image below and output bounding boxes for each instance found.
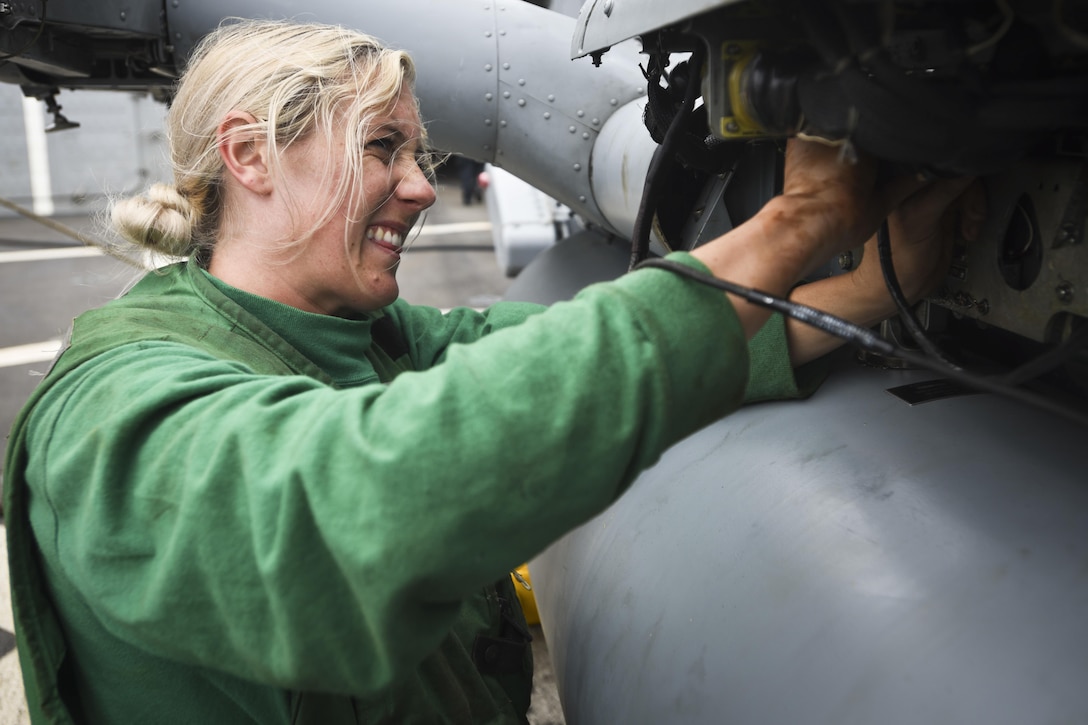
[1056,282,1075,304]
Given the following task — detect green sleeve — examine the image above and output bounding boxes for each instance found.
[25,256,749,700]
[387,262,824,405]
[743,313,830,404]
[383,297,546,368]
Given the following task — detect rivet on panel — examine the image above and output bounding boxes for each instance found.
[579,195,587,202]
[485,64,493,71]
[548,94,555,102]
[582,132,590,139]
[591,118,600,126]
[610,98,618,106]
[484,30,492,37]
[485,93,493,101]
[518,79,526,86]
[568,126,577,133]
[484,119,493,126]
[543,112,551,119]
[502,91,511,99]
[517,99,526,107]
[573,163,582,171]
[500,120,507,127]
[576,110,585,117]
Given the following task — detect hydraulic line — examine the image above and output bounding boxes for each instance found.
[634,256,1088,427]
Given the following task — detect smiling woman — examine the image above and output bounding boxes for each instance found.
[3,16,972,725]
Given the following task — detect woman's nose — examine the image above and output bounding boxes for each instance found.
[396,161,437,211]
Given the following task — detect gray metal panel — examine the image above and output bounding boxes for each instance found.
[588,97,655,243]
[34,0,162,36]
[572,0,744,58]
[166,0,648,235]
[532,357,1088,724]
[503,227,628,304]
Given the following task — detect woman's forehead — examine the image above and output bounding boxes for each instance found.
[349,92,423,138]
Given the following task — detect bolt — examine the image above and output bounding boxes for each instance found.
[837,251,854,270]
[603,0,614,16]
[726,120,740,134]
[1056,282,1075,304]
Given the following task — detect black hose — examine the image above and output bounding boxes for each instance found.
[876,219,960,368]
[629,49,705,271]
[633,256,1088,427]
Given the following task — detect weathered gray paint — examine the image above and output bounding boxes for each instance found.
[531,354,1088,724]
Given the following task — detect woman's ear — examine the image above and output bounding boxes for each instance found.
[218,111,273,195]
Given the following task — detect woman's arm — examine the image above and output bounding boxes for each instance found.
[784,178,985,366]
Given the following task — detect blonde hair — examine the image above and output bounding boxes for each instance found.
[111,18,428,261]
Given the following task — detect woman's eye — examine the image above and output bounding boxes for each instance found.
[366,137,395,159]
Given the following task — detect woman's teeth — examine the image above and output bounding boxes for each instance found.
[366,227,403,249]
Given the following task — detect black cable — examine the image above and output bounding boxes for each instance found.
[0,0,48,64]
[1000,321,1088,386]
[876,219,961,368]
[633,256,1088,427]
[629,48,705,271]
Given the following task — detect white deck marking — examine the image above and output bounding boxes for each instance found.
[0,223,491,265]
[0,246,105,264]
[0,340,62,369]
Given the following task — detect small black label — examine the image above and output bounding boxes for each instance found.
[886,379,980,406]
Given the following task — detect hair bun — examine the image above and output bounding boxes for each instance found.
[111,183,196,257]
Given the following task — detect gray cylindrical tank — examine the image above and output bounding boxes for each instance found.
[531,356,1088,724]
